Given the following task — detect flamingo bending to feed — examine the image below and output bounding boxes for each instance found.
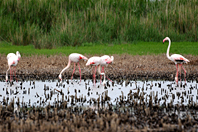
[86,56,106,85]
[59,53,88,82]
[100,55,114,83]
[163,37,190,85]
[6,51,21,82]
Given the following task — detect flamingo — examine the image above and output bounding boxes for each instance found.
[163,37,190,85]
[59,53,88,82]
[100,55,114,83]
[6,51,21,82]
[86,56,106,85]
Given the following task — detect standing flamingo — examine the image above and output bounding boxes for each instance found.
[100,55,114,83]
[59,53,88,82]
[6,51,21,82]
[86,56,106,85]
[163,37,190,85]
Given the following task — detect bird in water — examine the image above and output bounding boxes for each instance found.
[6,51,21,82]
[163,37,190,85]
[86,56,107,85]
[59,53,88,82]
[99,55,114,83]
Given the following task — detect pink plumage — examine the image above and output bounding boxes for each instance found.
[6,51,21,82]
[163,37,189,85]
[86,56,107,85]
[59,53,88,82]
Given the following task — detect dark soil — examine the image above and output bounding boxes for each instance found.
[0,54,198,81]
[0,54,198,131]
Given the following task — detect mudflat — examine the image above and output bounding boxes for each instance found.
[0,54,198,81]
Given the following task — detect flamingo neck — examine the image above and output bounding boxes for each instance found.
[59,59,71,76]
[111,56,114,63]
[98,65,106,84]
[166,38,171,60]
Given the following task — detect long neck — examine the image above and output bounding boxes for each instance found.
[111,56,114,62]
[6,67,10,81]
[59,59,71,76]
[98,65,106,84]
[166,38,171,60]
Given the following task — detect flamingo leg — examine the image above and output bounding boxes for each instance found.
[106,76,113,82]
[71,63,76,80]
[181,64,187,84]
[100,66,113,83]
[100,66,104,84]
[10,67,12,82]
[175,64,178,85]
[179,64,182,84]
[77,63,81,82]
[94,66,97,85]
[92,66,95,85]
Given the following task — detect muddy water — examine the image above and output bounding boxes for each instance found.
[0,79,197,107]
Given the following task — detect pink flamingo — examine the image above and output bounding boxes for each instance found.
[100,55,114,83]
[6,51,21,82]
[163,37,190,85]
[59,53,88,82]
[86,56,106,85]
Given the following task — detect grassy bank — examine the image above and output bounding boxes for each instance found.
[0,41,197,56]
[0,0,197,48]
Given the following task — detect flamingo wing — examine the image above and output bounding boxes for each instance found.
[69,53,88,62]
[100,55,113,65]
[86,57,100,66]
[7,53,16,60]
[171,54,190,63]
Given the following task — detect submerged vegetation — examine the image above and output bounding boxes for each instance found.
[0,0,197,48]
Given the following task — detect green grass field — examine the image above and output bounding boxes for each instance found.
[0,41,197,56]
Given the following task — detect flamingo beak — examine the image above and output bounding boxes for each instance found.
[84,57,88,61]
[163,39,166,43]
[59,76,62,82]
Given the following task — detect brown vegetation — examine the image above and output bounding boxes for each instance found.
[0,54,197,81]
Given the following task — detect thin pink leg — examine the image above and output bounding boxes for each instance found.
[94,66,97,85]
[71,63,76,80]
[181,64,187,84]
[175,64,178,85]
[102,67,113,82]
[77,63,81,82]
[179,64,182,84]
[92,67,95,85]
[100,66,104,84]
[106,76,113,82]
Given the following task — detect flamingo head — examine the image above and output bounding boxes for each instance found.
[163,37,170,43]
[86,59,93,66]
[80,56,88,61]
[58,74,62,82]
[86,62,90,66]
[16,51,21,61]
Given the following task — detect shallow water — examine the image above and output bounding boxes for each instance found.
[0,79,197,107]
